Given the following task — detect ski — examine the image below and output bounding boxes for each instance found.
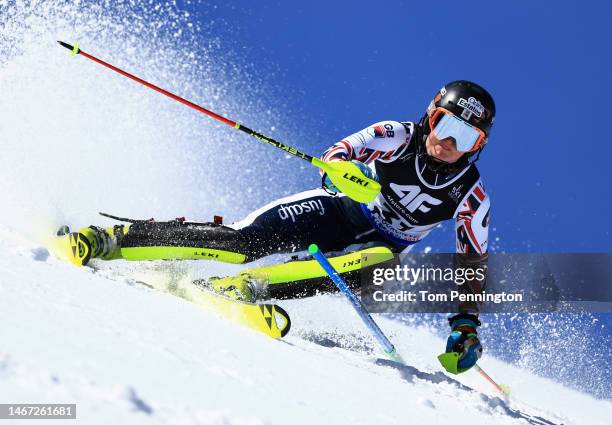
[190,279,291,339]
[50,226,92,267]
[49,229,291,339]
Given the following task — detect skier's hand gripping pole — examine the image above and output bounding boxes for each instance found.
[438,313,510,398]
[57,41,381,204]
[308,244,405,364]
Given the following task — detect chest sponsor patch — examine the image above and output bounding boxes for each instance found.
[448,184,464,203]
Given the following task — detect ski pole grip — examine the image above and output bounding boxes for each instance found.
[308,244,401,360]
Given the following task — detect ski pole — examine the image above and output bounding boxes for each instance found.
[474,364,510,398]
[57,41,381,204]
[308,244,405,364]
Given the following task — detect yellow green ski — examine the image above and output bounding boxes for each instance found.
[49,229,291,339]
[50,227,393,341]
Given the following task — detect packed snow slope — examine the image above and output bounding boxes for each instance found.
[1,227,611,425]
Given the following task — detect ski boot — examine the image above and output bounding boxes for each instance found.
[55,225,124,267]
[205,273,269,303]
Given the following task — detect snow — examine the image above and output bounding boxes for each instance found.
[1,228,610,424]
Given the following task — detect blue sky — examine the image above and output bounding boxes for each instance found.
[182,0,611,252]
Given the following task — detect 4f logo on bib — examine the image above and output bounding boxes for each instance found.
[390,184,442,213]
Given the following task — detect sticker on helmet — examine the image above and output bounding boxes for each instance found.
[427,100,435,114]
[458,97,484,120]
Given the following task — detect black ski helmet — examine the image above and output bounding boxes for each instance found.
[423,80,496,144]
[418,80,496,172]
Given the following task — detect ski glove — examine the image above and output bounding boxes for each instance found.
[444,313,482,372]
[322,160,377,194]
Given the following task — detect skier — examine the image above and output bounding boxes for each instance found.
[63,80,494,373]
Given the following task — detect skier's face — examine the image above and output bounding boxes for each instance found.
[425,132,465,164]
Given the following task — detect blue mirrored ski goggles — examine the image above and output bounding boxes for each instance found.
[429,107,486,152]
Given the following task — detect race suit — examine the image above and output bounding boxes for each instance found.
[232,120,490,259]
